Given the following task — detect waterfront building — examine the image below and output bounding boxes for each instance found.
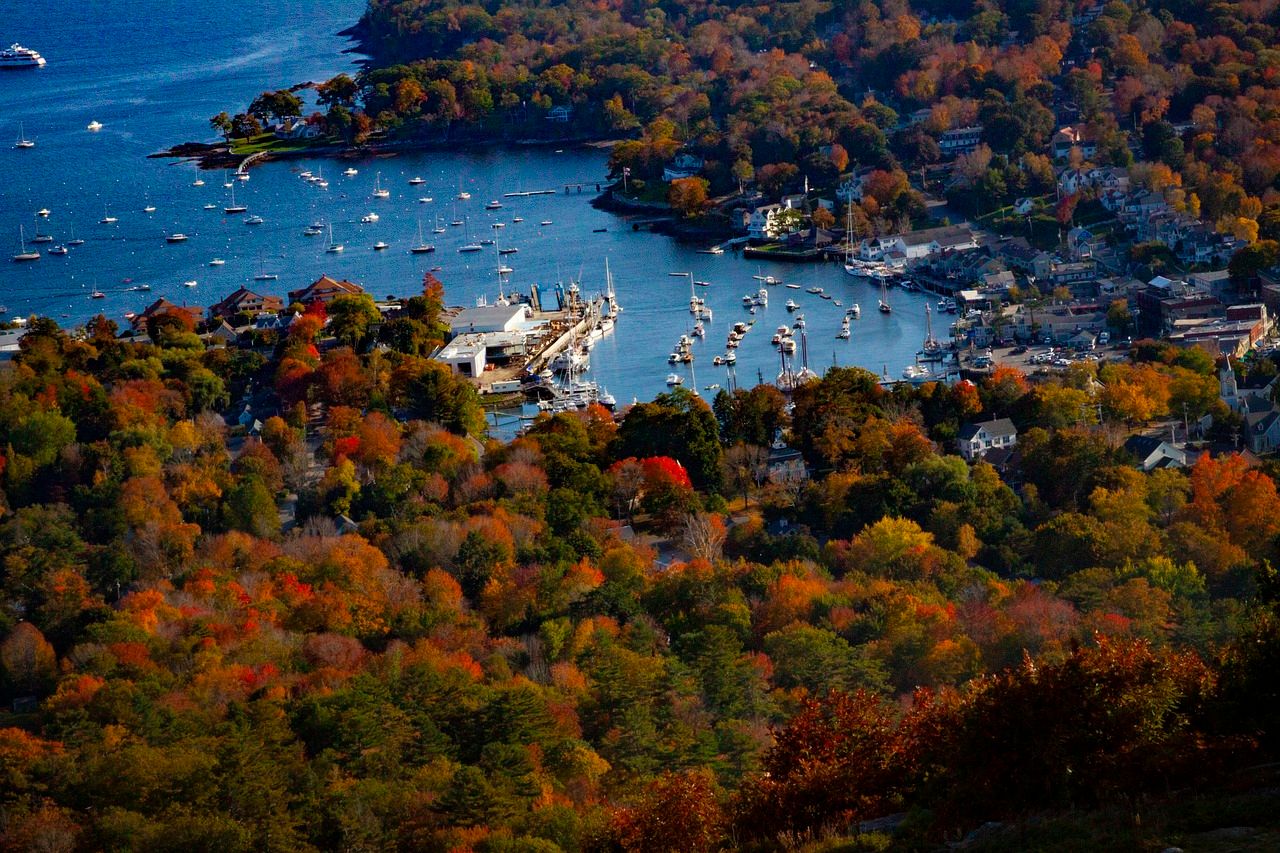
[208,287,285,322]
[287,275,365,306]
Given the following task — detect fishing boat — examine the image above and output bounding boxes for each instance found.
[12,226,39,261]
[372,172,390,199]
[13,123,34,149]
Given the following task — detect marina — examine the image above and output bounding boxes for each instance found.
[0,0,945,407]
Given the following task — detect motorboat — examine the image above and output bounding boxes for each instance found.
[495,265,513,275]
[785,299,798,311]
[512,216,524,223]
[485,200,502,210]
[666,373,684,386]
[36,208,49,217]
[134,283,151,291]
[87,121,103,132]
[1,43,46,68]
[418,197,433,204]
[806,286,824,295]
[203,203,217,210]
[498,247,518,255]
[183,280,197,288]
[373,241,389,251]
[540,220,553,226]
[457,191,471,200]
[458,243,483,253]
[254,272,279,281]
[361,212,380,223]
[143,203,156,213]
[209,258,225,266]
[408,176,427,185]
[47,244,67,256]
[236,171,249,181]
[166,233,188,243]
[244,215,264,225]
[344,168,358,177]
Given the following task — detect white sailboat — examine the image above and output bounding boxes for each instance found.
[12,225,39,261]
[372,171,390,199]
[224,183,247,214]
[458,216,482,252]
[99,204,117,224]
[410,220,434,254]
[325,223,344,253]
[14,122,34,149]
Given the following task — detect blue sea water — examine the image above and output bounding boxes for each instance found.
[0,0,937,405]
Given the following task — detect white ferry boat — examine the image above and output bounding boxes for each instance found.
[0,44,46,69]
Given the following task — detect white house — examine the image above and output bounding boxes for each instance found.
[1123,434,1188,471]
[747,198,804,240]
[957,418,1018,461]
[858,225,977,264]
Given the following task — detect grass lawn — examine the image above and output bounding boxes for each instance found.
[228,133,321,157]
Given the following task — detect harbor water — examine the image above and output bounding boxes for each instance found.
[0,0,939,405]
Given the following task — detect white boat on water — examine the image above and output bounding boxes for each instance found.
[325,224,344,253]
[1,43,46,69]
[408,176,427,185]
[36,208,49,217]
[12,226,39,262]
[361,212,379,224]
[344,167,358,177]
[372,172,390,199]
[183,280,197,288]
[87,120,103,132]
[209,258,225,266]
[666,373,684,386]
[224,183,247,214]
[459,243,483,253]
[165,232,188,243]
[244,215,264,225]
[373,241,389,251]
[47,244,67,256]
[410,221,434,254]
[14,122,34,149]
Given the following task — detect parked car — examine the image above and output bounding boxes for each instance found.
[1011,345,1028,355]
